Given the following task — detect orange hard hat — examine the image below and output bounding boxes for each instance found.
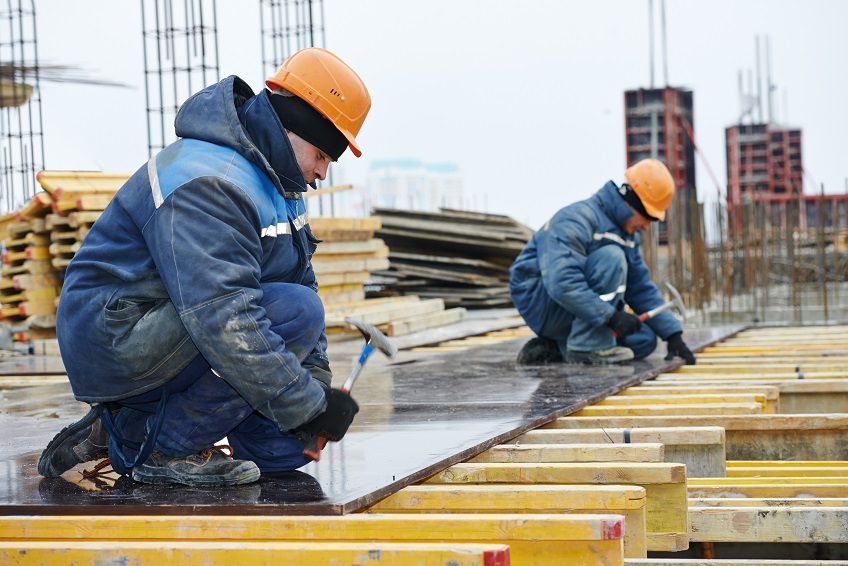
[624,158,675,221]
[266,47,371,158]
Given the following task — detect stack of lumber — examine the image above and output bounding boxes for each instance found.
[368,208,533,309]
[0,171,127,348]
[0,194,59,347]
[311,216,466,337]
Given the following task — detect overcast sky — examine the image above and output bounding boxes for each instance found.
[36,1,848,229]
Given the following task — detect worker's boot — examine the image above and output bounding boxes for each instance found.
[131,446,260,487]
[37,406,110,478]
[566,346,635,365]
[516,337,563,364]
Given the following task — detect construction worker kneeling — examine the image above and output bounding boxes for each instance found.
[37,48,370,487]
[510,158,696,366]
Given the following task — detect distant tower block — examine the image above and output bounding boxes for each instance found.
[260,0,326,75]
[624,87,696,243]
[0,0,45,214]
[141,0,220,156]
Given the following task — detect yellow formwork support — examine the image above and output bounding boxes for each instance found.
[0,514,625,566]
[613,388,779,414]
[510,427,726,479]
[689,506,848,543]
[572,402,763,417]
[725,460,848,478]
[689,483,848,499]
[469,443,665,464]
[425,462,688,553]
[689,476,848,486]
[0,541,510,566]
[656,371,848,381]
[366,484,648,559]
[690,498,848,508]
[672,363,848,374]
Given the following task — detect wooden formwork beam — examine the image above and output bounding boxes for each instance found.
[366,484,648,559]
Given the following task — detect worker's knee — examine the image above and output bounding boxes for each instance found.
[260,283,325,359]
[619,325,658,360]
[585,245,628,291]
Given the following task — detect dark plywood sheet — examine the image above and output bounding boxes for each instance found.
[0,324,743,515]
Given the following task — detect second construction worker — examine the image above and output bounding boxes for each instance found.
[510,158,696,366]
[37,48,370,487]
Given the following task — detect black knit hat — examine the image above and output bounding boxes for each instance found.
[619,183,659,221]
[269,92,348,161]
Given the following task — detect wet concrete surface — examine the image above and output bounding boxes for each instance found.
[0,324,743,515]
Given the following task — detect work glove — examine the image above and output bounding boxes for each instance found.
[665,332,696,365]
[294,388,360,442]
[606,311,643,338]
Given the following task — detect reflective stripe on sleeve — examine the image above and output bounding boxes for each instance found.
[147,156,164,209]
[593,232,636,248]
[599,284,626,302]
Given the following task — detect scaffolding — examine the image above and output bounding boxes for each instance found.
[141,0,220,157]
[0,0,43,214]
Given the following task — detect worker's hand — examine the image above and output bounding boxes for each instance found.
[295,388,360,442]
[606,311,642,338]
[665,332,696,365]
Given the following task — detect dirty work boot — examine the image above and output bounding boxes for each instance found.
[37,406,109,478]
[516,337,564,364]
[566,346,635,365]
[131,446,260,487]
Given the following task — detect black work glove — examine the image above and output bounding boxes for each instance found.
[294,388,360,442]
[606,311,643,337]
[665,332,696,365]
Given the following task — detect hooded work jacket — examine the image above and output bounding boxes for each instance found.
[509,181,681,340]
[56,76,329,432]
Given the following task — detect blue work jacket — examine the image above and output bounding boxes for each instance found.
[56,76,329,432]
[509,181,681,340]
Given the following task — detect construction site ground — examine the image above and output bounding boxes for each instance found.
[1,310,847,563]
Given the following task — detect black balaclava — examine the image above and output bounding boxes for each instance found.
[619,183,659,221]
[268,92,348,161]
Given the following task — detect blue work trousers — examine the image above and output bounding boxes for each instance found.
[537,246,658,359]
[108,282,324,474]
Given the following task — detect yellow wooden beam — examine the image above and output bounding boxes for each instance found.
[689,506,848,543]
[571,402,763,417]
[688,483,848,499]
[366,484,647,559]
[424,462,688,552]
[469,443,665,464]
[0,514,625,566]
[0,541,511,566]
[690,498,848,508]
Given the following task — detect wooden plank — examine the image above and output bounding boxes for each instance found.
[690,498,848,508]
[0,514,625,566]
[383,308,467,337]
[0,541,511,566]
[545,414,848,461]
[470,443,664,464]
[687,483,848,500]
[367,484,647,559]
[309,217,382,231]
[571,402,763,417]
[614,388,779,414]
[425,462,688,552]
[510,427,726,479]
[689,506,848,542]
[313,238,386,255]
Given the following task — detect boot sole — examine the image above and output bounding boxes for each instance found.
[131,464,261,487]
[37,407,104,478]
[565,353,634,365]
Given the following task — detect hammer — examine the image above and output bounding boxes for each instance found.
[611,281,687,337]
[303,317,397,461]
